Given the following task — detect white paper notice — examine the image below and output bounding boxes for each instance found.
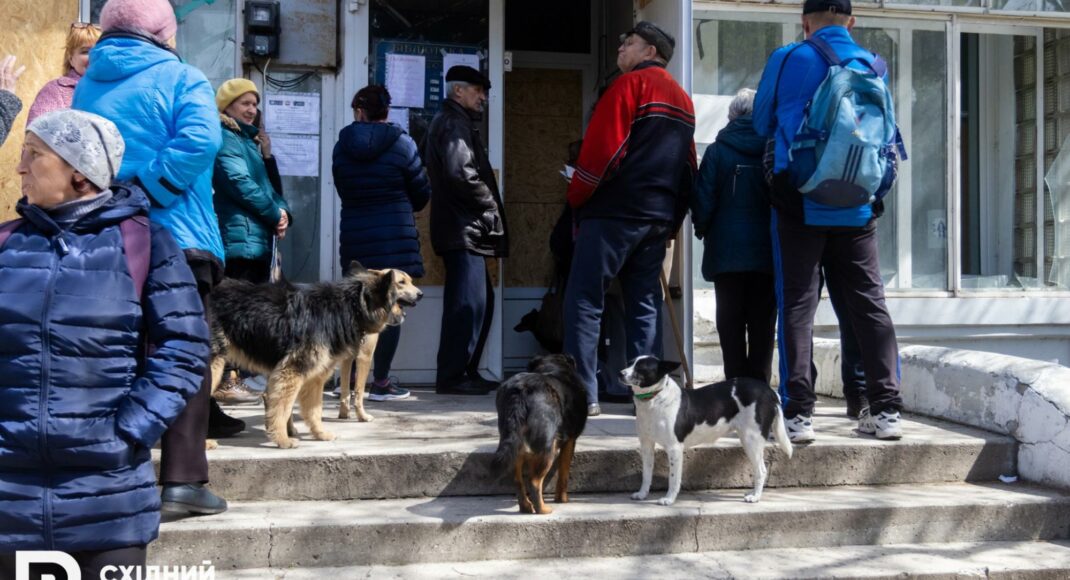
[387,108,410,133]
[385,54,426,109]
[442,52,481,84]
[272,134,319,177]
[266,92,321,135]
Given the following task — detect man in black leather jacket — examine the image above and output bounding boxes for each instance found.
[423,65,509,395]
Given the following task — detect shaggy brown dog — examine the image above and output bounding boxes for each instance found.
[208,263,421,448]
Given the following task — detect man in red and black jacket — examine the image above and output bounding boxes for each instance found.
[564,21,696,416]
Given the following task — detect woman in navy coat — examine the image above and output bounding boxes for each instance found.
[333,85,431,401]
[0,110,209,577]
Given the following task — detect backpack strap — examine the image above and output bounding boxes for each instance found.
[806,36,888,78]
[0,218,24,249]
[767,43,807,136]
[120,216,151,301]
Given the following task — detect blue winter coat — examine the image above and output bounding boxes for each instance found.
[0,187,210,552]
[333,122,431,277]
[72,32,225,263]
[691,116,773,279]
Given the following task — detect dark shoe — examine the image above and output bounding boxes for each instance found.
[208,399,245,439]
[161,483,228,515]
[845,395,869,420]
[587,403,602,417]
[467,373,501,391]
[368,377,411,401]
[436,379,491,396]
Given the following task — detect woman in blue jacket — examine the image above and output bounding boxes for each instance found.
[690,88,777,384]
[333,85,431,401]
[71,0,230,515]
[0,110,209,578]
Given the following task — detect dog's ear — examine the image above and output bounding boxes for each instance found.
[347,260,367,276]
[377,269,398,305]
[658,360,682,378]
[514,309,538,333]
[560,353,577,369]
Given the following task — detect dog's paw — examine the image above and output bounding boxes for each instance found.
[519,501,535,514]
[313,430,336,442]
[338,405,350,420]
[356,412,375,423]
[205,439,218,450]
[743,493,761,503]
[536,504,554,515]
[555,493,570,504]
[631,491,648,501]
[275,438,300,449]
[656,497,676,506]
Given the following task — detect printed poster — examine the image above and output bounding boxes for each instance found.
[266,92,321,135]
[385,53,426,109]
[272,134,319,177]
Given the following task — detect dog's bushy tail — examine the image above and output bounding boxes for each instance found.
[773,408,793,459]
[492,388,528,476]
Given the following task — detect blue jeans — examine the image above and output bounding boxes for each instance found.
[563,219,671,404]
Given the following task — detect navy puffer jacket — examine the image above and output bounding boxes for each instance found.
[690,116,773,279]
[0,186,209,552]
[333,121,431,277]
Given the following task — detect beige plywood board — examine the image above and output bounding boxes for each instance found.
[504,201,562,288]
[504,114,578,204]
[0,0,77,220]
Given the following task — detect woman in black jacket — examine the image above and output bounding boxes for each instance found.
[332,85,431,401]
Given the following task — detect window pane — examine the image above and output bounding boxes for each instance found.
[1043,29,1070,288]
[960,33,1047,289]
[265,73,323,284]
[692,15,788,290]
[911,29,950,289]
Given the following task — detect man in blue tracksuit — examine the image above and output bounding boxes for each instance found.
[753,0,904,442]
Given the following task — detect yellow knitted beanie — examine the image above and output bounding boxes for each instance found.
[215,78,260,113]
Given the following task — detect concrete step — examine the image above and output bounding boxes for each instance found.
[153,482,1070,571]
[185,394,1016,502]
[212,540,1070,579]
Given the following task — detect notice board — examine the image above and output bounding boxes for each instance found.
[372,39,484,145]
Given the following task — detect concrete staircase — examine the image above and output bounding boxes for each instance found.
[151,392,1070,578]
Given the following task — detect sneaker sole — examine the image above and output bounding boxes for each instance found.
[160,501,228,516]
[368,393,410,401]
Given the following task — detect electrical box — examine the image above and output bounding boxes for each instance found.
[241,0,339,69]
[245,0,281,58]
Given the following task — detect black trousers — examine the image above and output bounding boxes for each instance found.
[436,250,494,384]
[1,545,146,580]
[713,271,776,384]
[159,256,221,485]
[822,263,866,401]
[224,257,270,284]
[771,210,902,419]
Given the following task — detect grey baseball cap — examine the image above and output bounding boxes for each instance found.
[620,21,675,63]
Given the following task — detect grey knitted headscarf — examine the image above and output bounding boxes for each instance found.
[26,109,125,191]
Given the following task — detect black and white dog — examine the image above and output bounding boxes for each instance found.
[620,356,793,505]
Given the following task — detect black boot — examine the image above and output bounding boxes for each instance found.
[208,398,245,438]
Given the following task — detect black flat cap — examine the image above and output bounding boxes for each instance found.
[620,21,675,63]
[445,65,491,91]
[803,0,852,14]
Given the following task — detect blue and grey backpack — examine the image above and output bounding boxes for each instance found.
[783,37,906,225]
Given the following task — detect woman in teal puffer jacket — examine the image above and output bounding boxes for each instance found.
[212,78,291,283]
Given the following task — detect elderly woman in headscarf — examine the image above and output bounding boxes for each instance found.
[0,109,210,579]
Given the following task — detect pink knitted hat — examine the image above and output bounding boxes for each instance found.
[100,0,178,44]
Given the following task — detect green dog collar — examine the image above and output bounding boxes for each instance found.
[633,389,662,401]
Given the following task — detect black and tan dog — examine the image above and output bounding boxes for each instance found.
[209,262,422,448]
[492,354,588,514]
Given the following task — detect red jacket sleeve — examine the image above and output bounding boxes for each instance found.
[567,75,640,208]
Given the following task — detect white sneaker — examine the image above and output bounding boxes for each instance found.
[785,414,815,443]
[858,408,903,440]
